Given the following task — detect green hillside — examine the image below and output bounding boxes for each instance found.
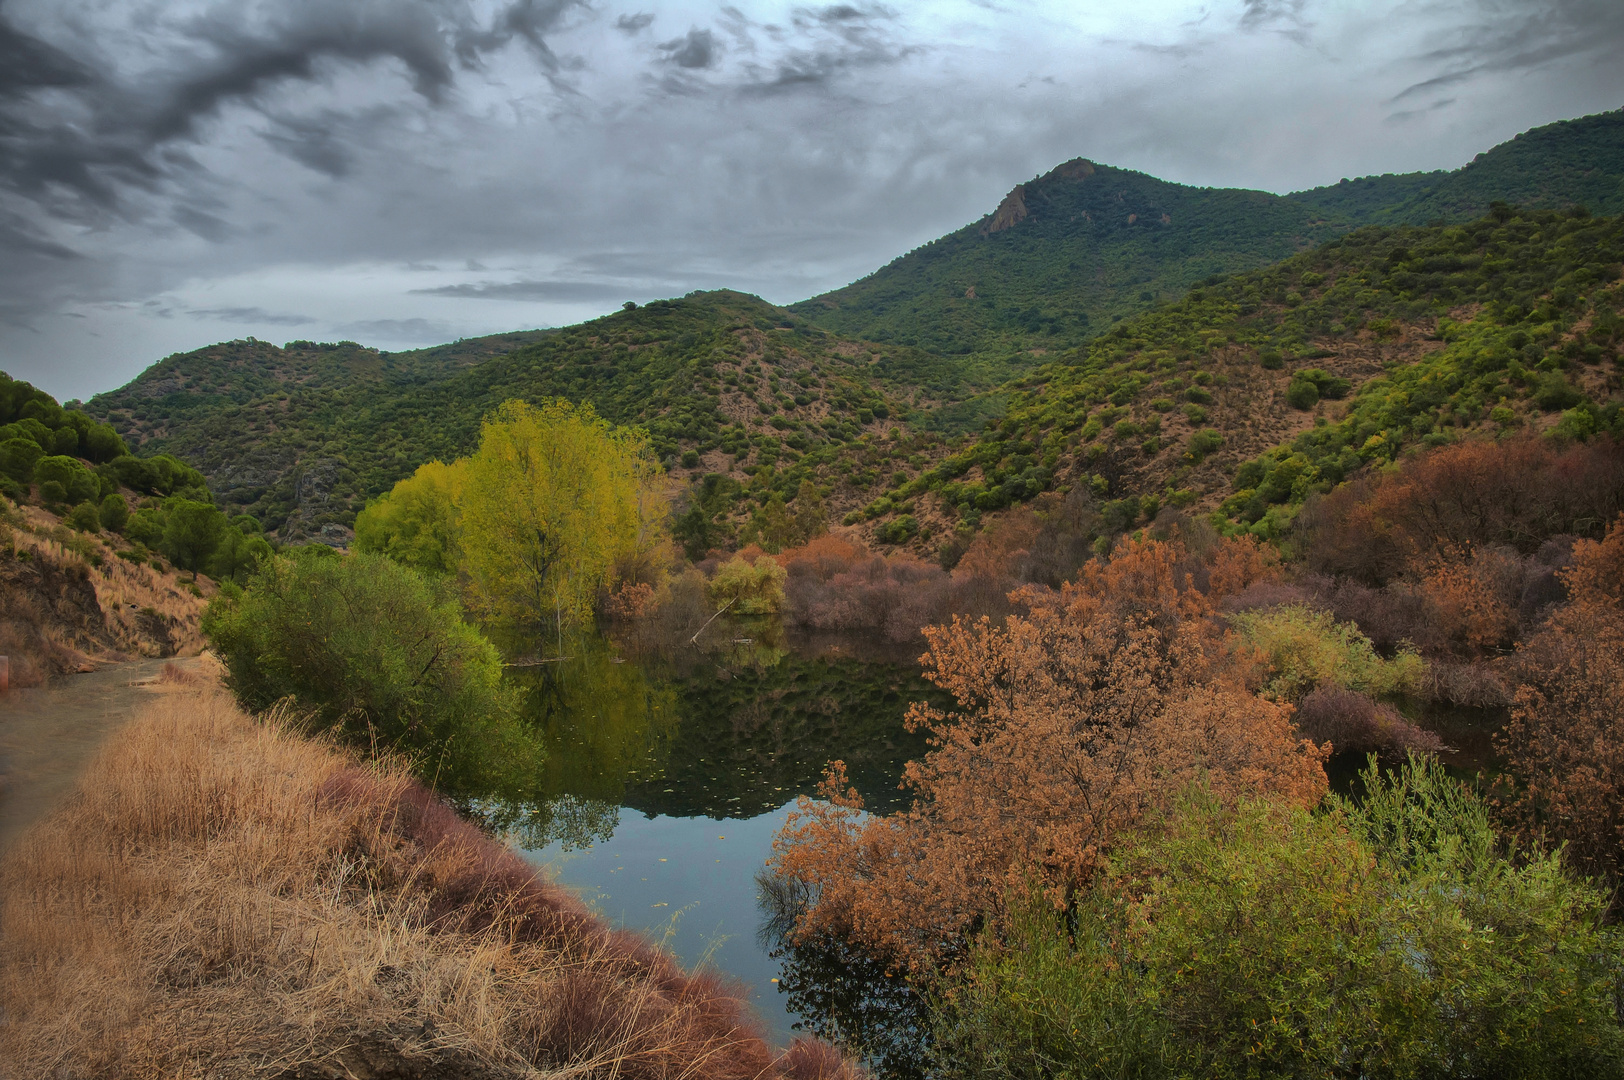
[858,205,1624,547]
[794,110,1624,379]
[85,293,950,542]
[80,109,1624,553]
[1293,109,1624,225]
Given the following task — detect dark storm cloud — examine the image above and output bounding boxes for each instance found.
[1393,0,1624,102]
[415,279,636,301]
[660,27,719,68]
[726,3,914,93]
[0,0,583,222]
[616,12,656,33]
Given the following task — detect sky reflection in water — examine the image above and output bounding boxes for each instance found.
[462,621,941,1048]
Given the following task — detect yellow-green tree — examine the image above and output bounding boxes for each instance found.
[458,400,667,641]
[353,459,467,575]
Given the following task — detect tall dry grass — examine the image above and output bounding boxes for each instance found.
[0,687,855,1079]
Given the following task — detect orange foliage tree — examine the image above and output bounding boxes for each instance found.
[770,537,1327,970]
[1497,514,1624,880]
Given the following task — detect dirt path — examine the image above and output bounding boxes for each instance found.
[0,656,209,857]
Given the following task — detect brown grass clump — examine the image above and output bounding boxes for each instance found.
[0,688,857,1079]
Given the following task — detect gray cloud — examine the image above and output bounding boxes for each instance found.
[660,27,719,68]
[414,279,641,301]
[189,305,312,325]
[1393,0,1624,101]
[1,0,1621,401]
[337,316,461,340]
[0,0,583,222]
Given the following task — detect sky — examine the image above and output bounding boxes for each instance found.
[1,0,1621,402]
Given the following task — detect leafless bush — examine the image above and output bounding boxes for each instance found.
[1295,685,1443,756]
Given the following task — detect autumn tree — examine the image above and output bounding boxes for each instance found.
[770,537,1328,970]
[1497,514,1624,881]
[353,458,467,576]
[458,400,667,640]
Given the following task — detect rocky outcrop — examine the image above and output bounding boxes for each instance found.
[981,158,1097,236]
[981,184,1029,234]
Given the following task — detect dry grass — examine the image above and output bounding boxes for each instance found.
[0,687,857,1080]
[0,502,212,687]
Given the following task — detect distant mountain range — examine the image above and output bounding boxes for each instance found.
[64,106,1624,546]
[792,109,1624,369]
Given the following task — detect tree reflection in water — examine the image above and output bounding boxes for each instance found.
[757,871,932,1079]
[442,617,945,1069]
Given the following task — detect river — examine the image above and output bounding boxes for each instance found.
[452,620,945,1049]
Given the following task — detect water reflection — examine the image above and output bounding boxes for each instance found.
[462,620,941,850]
[434,617,944,1049]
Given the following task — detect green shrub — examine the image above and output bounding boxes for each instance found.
[1259,348,1284,369]
[0,437,43,484]
[707,553,787,614]
[876,514,919,544]
[203,551,526,780]
[1285,374,1321,410]
[933,758,1624,1080]
[1227,603,1424,701]
[33,455,97,504]
[67,501,101,532]
[1185,428,1224,462]
[99,492,129,533]
[1533,374,1584,411]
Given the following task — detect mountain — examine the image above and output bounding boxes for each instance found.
[791,109,1624,375]
[79,108,1624,552]
[84,293,950,541]
[853,205,1624,548]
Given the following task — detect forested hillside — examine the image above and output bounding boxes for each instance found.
[852,205,1623,549]
[793,109,1624,371]
[1292,109,1624,226]
[77,109,1624,553]
[86,294,948,541]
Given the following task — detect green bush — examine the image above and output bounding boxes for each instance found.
[0,437,43,484]
[933,758,1624,1080]
[876,514,919,544]
[67,501,101,532]
[33,455,98,504]
[1285,374,1321,410]
[1228,603,1424,701]
[99,492,129,533]
[1185,428,1224,462]
[707,553,787,614]
[203,551,527,782]
[1533,374,1585,411]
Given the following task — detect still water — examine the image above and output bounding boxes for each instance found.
[458,622,943,1048]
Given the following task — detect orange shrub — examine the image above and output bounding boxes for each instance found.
[1497,515,1624,881]
[770,538,1327,970]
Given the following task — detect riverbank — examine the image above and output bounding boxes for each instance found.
[0,655,211,858]
[0,681,854,1079]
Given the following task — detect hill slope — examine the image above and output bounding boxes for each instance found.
[852,206,1624,549]
[85,294,949,542]
[793,109,1624,377]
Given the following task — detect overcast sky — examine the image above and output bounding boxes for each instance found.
[2,0,1621,402]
